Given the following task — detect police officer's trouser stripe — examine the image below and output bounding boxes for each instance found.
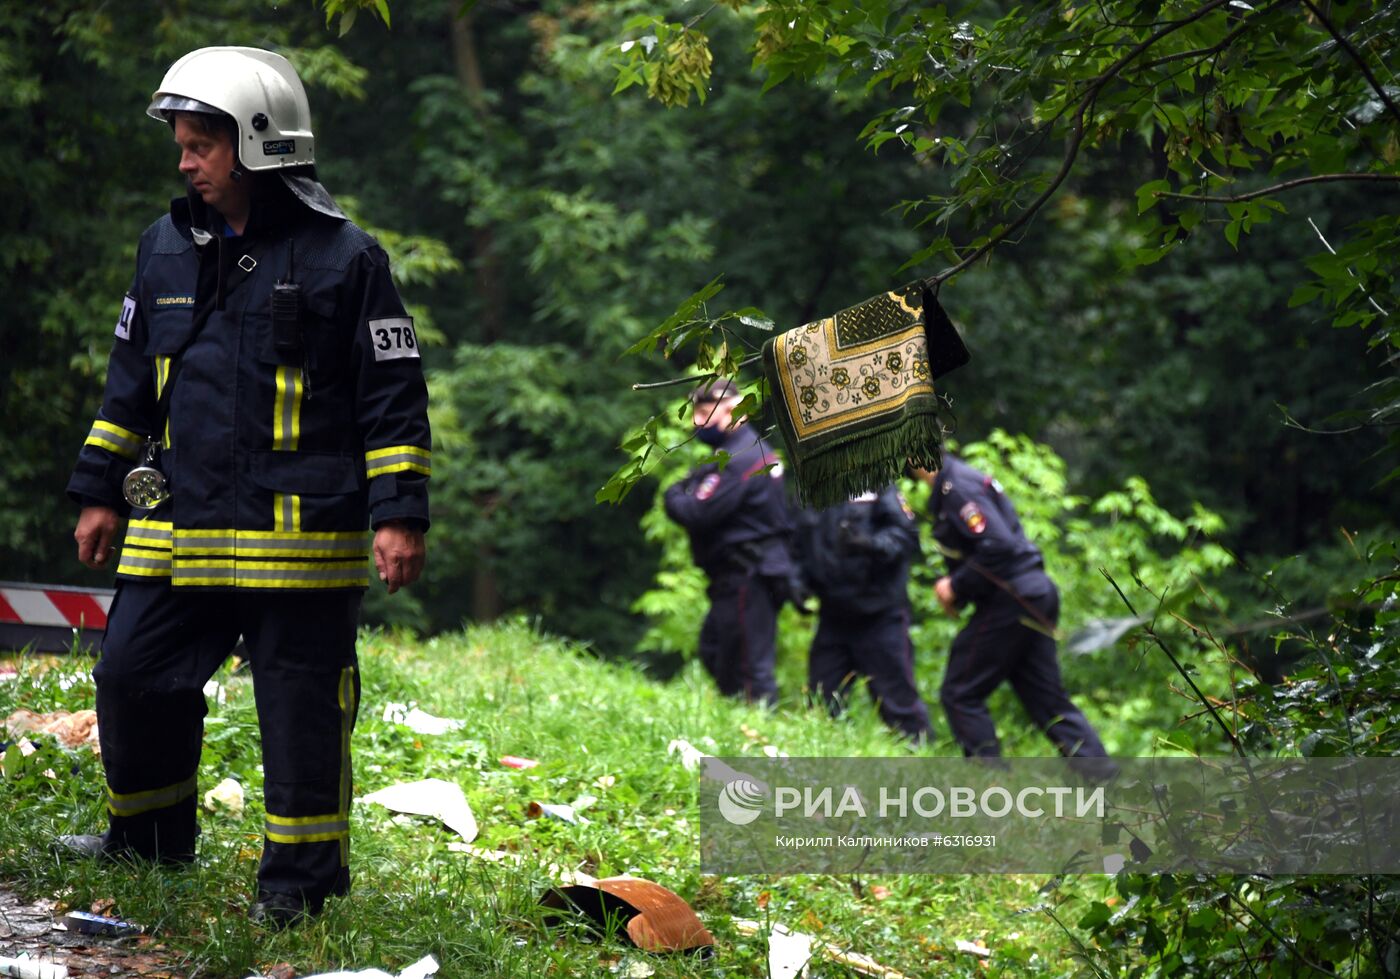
[84,419,143,460]
[107,773,198,818]
[338,665,356,865]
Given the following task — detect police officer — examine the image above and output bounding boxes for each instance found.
[793,486,934,741]
[65,48,431,927]
[664,380,795,705]
[918,456,1108,759]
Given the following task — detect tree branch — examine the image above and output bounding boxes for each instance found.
[1127,0,1295,73]
[1155,171,1400,203]
[925,0,1237,288]
[1300,0,1400,128]
[631,353,762,391]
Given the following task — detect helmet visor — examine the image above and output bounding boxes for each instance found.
[146,94,227,121]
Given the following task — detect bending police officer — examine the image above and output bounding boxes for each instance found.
[793,486,935,741]
[917,456,1108,760]
[664,380,795,705]
[66,48,431,927]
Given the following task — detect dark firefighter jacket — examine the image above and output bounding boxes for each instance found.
[663,427,794,582]
[794,485,919,617]
[929,455,1046,606]
[68,181,431,591]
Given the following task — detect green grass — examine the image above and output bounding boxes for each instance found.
[1,622,1120,978]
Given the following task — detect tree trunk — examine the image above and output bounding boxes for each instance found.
[450,9,507,621]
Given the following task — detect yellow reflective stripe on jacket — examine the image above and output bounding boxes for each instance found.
[107,774,198,817]
[265,811,349,845]
[84,420,143,460]
[117,519,174,578]
[172,560,370,589]
[273,367,303,451]
[154,356,172,448]
[172,529,368,559]
[365,444,431,479]
[273,493,302,533]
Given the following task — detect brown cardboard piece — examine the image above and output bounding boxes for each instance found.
[540,876,714,953]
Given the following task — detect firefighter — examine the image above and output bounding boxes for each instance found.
[65,47,431,927]
[663,380,795,705]
[793,485,935,742]
[917,456,1109,760]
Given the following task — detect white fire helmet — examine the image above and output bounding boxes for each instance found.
[147,47,315,171]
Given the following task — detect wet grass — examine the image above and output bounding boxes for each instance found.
[1,623,1115,977]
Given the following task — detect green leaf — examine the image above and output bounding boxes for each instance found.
[1136,179,1170,214]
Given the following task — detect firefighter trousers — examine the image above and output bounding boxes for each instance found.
[94,580,361,907]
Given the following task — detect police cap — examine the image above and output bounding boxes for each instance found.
[690,378,740,404]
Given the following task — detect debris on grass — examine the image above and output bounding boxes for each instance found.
[0,954,66,979]
[763,921,813,979]
[380,703,465,736]
[59,911,142,938]
[361,778,478,842]
[202,777,244,817]
[244,953,438,979]
[734,919,911,979]
[526,801,590,825]
[541,876,714,953]
[666,739,706,772]
[4,709,98,750]
[498,755,538,770]
[954,939,991,958]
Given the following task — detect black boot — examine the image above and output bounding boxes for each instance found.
[249,892,318,930]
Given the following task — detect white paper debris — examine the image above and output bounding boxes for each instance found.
[203,777,245,816]
[667,739,707,771]
[362,779,478,842]
[527,801,590,825]
[381,703,466,736]
[767,922,814,979]
[734,920,912,979]
[954,940,991,958]
[245,954,438,979]
[0,955,68,979]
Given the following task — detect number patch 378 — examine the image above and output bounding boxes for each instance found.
[368,317,419,361]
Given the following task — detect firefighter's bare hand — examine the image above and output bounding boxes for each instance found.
[934,576,959,617]
[374,521,425,594]
[75,506,121,570]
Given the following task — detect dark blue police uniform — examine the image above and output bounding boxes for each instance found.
[930,456,1108,758]
[67,178,430,909]
[664,427,794,705]
[794,486,934,741]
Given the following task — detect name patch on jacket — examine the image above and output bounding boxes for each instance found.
[115,294,137,341]
[368,317,420,361]
[154,294,195,308]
